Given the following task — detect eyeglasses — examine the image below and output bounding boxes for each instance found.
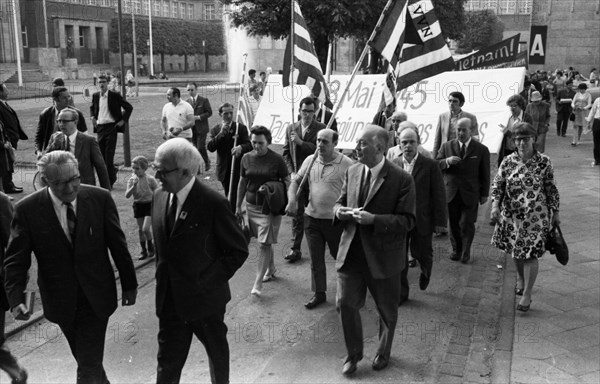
[151,163,179,176]
[57,119,75,123]
[48,175,81,189]
[301,109,315,114]
[513,136,533,143]
[392,119,402,122]
[448,99,460,104]
[186,89,194,92]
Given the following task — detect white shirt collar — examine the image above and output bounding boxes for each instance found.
[364,157,385,181]
[460,138,472,149]
[172,177,195,217]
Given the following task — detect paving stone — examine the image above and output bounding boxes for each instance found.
[447,342,470,356]
[439,363,464,377]
[444,352,467,366]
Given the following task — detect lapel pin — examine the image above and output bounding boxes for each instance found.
[180,211,188,220]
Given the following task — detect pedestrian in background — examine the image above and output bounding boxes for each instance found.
[186,82,213,171]
[498,95,533,166]
[555,83,575,137]
[525,91,551,153]
[570,83,592,146]
[586,96,600,166]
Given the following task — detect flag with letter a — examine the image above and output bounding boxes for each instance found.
[370,0,455,90]
[283,0,333,108]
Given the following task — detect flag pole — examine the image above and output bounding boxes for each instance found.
[295,0,396,198]
[289,0,297,173]
[321,39,333,124]
[229,53,248,205]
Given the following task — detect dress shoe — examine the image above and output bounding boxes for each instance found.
[514,287,523,296]
[284,250,301,263]
[304,292,326,309]
[342,354,362,376]
[419,273,430,290]
[138,252,150,261]
[517,299,531,312]
[372,354,389,371]
[262,271,277,282]
[449,252,460,261]
[461,253,470,264]
[4,186,23,194]
[408,259,417,268]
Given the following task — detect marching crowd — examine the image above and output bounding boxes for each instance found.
[0,63,596,383]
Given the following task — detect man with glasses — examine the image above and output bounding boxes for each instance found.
[436,118,490,264]
[47,108,110,189]
[90,74,133,188]
[36,86,87,156]
[5,150,138,383]
[432,91,479,159]
[186,82,213,171]
[161,87,195,142]
[282,97,326,263]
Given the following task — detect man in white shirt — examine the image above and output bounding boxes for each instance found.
[161,87,195,141]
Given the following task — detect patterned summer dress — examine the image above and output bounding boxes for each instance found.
[491,151,560,259]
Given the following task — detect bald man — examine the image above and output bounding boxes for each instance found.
[387,121,432,160]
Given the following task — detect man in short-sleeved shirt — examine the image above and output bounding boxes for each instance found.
[161,87,194,140]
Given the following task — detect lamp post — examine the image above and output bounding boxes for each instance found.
[202,40,206,72]
[148,0,154,76]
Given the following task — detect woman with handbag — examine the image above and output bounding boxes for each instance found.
[236,126,290,296]
[491,122,560,312]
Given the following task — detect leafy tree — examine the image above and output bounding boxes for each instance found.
[455,10,505,54]
[220,0,466,71]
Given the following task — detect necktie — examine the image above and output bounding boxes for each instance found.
[65,135,71,152]
[358,169,371,207]
[460,143,466,159]
[64,202,77,242]
[167,194,178,233]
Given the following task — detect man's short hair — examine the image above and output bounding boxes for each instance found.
[170,87,181,98]
[249,69,256,76]
[219,102,234,114]
[364,124,389,150]
[156,138,201,176]
[132,155,149,170]
[59,107,80,123]
[52,78,65,87]
[259,71,266,76]
[250,126,272,144]
[187,82,198,89]
[319,128,338,144]
[449,91,465,106]
[506,94,526,110]
[397,121,420,144]
[37,150,78,180]
[52,86,68,100]
[299,96,316,109]
[98,74,108,82]
[392,111,407,122]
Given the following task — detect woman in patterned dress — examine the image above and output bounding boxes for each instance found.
[491,122,560,312]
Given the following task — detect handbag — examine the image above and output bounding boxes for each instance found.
[569,113,575,122]
[546,224,568,265]
[236,212,252,245]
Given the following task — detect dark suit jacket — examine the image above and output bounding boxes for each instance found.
[3,186,138,324]
[90,90,133,125]
[282,119,326,173]
[0,192,12,311]
[207,122,252,182]
[152,179,249,321]
[392,155,447,236]
[436,139,490,206]
[432,110,479,159]
[46,132,110,189]
[334,160,416,278]
[35,106,88,152]
[0,101,28,145]
[186,96,212,135]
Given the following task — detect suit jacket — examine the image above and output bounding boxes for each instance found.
[47,132,110,189]
[207,122,252,182]
[432,110,479,158]
[436,139,490,206]
[152,179,249,321]
[0,101,28,144]
[282,119,326,173]
[334,160,416,279]
[3,186,138,324]
[392,155,447,236]
[90,90,133,125]
[35,106,88,152]
[0,192,12,311]
[186,95,212,135]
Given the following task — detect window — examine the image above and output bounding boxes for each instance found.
[204,4,215,20]
[518,0,531,14]
[133,0,141,14]
[172,1,178,18]
[179,2,185,18]
[142,0,149,15]
[163,1,169,17]
[188,3,193,19]
[87,0,97,5]
[154,0,161,16]
[21,25,28,48]
[498,0,516,14]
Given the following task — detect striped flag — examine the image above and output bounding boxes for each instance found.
[283,0,333,108]
[370,0,455,90]
[383,70,397,106]
[237,93,255,128]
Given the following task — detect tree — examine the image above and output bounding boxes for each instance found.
[455,10,505,54]
[220,0,466,71]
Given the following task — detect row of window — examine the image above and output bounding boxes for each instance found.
[465,0,533,15]
[58,0,217,20]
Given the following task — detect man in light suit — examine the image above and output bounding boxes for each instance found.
[151,138,248,384]
[335,124,416,375]
[47,108,110,189]
[0,83,28,193]
[432,91,479,159]
[35,87,87,155]
[4,150,138,383]
[436,117,490,264]
[90,74,133,187]
[186,82,213,171]
[282,96,326,263]
[392,127,446,305]
[206,102,252,209]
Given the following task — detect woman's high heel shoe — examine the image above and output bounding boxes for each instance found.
[251,287,262,296]
[517,299,531,312]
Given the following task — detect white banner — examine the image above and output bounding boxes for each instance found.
[254,68,526,152]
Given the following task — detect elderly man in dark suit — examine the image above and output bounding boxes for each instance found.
[432,91,479,159]
[47,108,110,189]
[436,117,490,264]
[392,127,446,305]
[186,82,213,171]
[35,87,87,154]
[0,83,28,193]
[206,102,252,209]
[151,138,248,384]
[4,150,138,384]
[90,74,133,187]
[335,124,416,375]
[282,96,326,263]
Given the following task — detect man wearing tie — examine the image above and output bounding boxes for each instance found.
[436,117,490,264]
[186,82,213,171]
[207,103,252,209]
[0,83,28,193]
[151,138,248,384]
[335,124,416,375]
[4,150,138,383]
[46,108,110,189]
[392,127,446,305]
